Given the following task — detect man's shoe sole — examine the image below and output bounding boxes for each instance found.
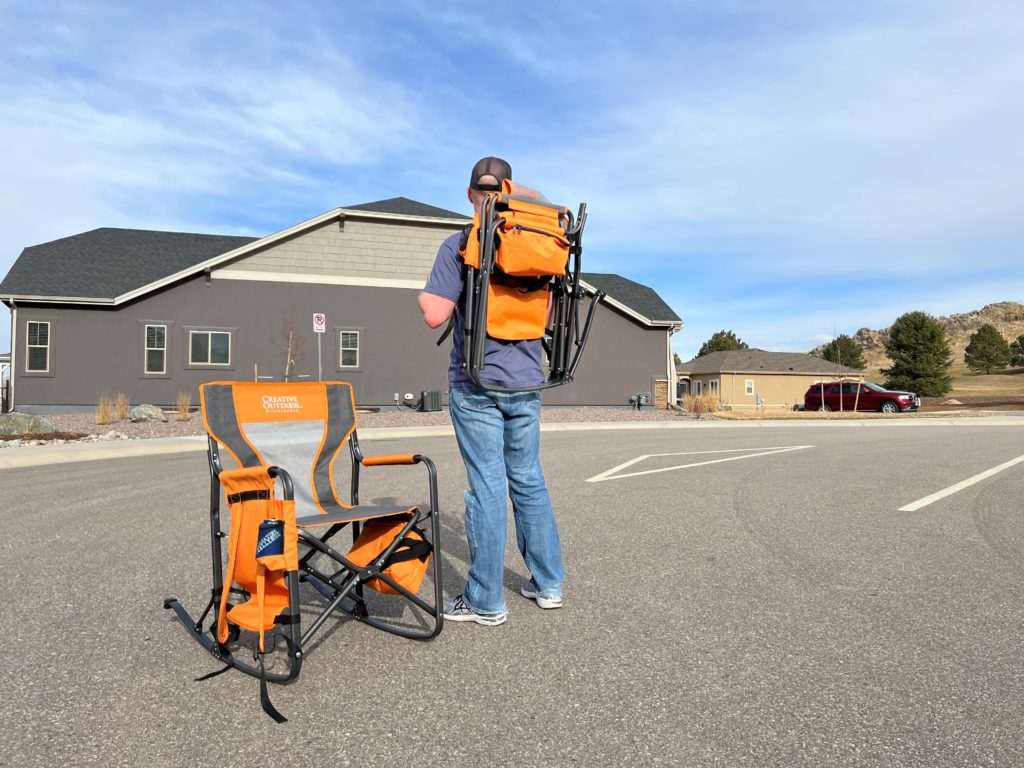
[444,610,508,626]
[520,585,563,610]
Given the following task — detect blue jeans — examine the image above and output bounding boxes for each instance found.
[449,384,564,613]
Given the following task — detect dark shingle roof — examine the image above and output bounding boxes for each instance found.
[0,228,257,300]
[344,197,469,220]
[679,349,851,375]
[582,273,681,324]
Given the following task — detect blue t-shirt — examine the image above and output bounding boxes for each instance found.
[424,231,545,389]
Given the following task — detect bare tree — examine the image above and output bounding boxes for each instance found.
[272,304,306,382]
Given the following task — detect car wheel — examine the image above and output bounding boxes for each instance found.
[816,404,832,412]
[879,401,900,414]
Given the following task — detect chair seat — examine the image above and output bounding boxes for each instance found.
[296,503,417,528]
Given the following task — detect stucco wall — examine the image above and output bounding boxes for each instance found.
[688,372,842,410]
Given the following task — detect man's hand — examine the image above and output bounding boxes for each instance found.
[419,291,456,329]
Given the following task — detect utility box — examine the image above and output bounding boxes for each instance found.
[419,390,443,412]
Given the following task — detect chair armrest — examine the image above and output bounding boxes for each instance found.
[361,453,420,466]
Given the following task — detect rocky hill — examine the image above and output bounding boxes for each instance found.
[815,301,1024,371]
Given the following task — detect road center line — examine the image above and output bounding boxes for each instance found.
[898,453,1024,512]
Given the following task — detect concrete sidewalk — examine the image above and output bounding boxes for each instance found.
[1,415,1022,470]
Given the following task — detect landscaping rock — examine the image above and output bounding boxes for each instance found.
[129,404,167,423]
[0,412,56,436]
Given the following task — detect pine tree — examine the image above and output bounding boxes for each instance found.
[820,335,867,370]
[1010,334,1024,368]
[881,311,953,396]
[697,330,748,357]
[964,324,1011,374]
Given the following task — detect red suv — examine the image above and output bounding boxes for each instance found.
[803,381,921,413]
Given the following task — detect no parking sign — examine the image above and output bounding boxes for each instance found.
[313,313,326,334]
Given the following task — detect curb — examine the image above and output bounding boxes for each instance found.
[2,416,1022,470]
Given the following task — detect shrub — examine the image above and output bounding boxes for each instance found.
[115,392,130,421]
[174,391,192,421]
[683,393,719,415]
[96,395,113,425]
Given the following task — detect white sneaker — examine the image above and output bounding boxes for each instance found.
[520,580,563,610]
[443,594,508,626]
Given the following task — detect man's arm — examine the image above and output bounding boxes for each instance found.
[419,291,456,329]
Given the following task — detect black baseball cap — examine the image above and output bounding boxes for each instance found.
[469,156,512,190]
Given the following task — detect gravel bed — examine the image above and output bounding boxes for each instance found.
[29,405,687,442]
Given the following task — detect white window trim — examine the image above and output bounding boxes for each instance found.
[145,324,167,375]
[26,320,50,373]
[339,330,360,369]
[745,379,755,396]
[189,330,232,366]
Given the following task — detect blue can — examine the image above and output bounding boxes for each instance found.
[256,519,284,558]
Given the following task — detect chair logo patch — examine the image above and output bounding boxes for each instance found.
[260,395,303,413]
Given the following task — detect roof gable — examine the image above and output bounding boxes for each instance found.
[343,197,469,220]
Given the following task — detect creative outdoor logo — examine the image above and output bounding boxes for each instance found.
[261,395,302,413]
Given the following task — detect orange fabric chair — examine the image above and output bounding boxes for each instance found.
[165,381,443,721]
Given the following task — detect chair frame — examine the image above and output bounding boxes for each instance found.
[463,191,604,392]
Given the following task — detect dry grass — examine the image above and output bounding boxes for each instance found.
[683,393,719,415]
[949,366,1024,396]
[862,366,1024,397]
[115,392,129,421]
[96,395,113,425]
[174,391,192,421]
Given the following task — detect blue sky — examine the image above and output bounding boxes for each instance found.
[1,1,1022,361]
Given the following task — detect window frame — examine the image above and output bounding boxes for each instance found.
[25,320,51,374]
[144,324,168,375]
[338,329,361,370]
[745,379,755,396]
[184,327,236,370]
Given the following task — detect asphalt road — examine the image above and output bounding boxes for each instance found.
[1,421,1022,767]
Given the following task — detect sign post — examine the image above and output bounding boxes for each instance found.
[313,313,326,381]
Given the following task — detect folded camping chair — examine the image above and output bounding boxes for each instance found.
[164,381,442,719]
[461,179,604,392]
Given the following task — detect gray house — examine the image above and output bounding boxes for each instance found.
[1,198,681,411]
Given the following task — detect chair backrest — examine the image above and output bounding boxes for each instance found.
[200,381,356,518]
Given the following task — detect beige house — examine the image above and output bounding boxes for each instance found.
[677,349,854,410]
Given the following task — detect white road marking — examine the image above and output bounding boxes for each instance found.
[898,453,1024,512]
[585,445,813,483]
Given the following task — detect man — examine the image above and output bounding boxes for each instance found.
[419,156,564,626]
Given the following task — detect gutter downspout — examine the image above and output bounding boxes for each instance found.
[667,328,677,406]
[7,299,15,412]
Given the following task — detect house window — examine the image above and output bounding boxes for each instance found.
[340,331,359,368]
[745,379,755,396]
[145,325,167,374]
[189,330,231,365]
[709,379,719,395]
[26,321,50,372]
[694,380,702,396]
